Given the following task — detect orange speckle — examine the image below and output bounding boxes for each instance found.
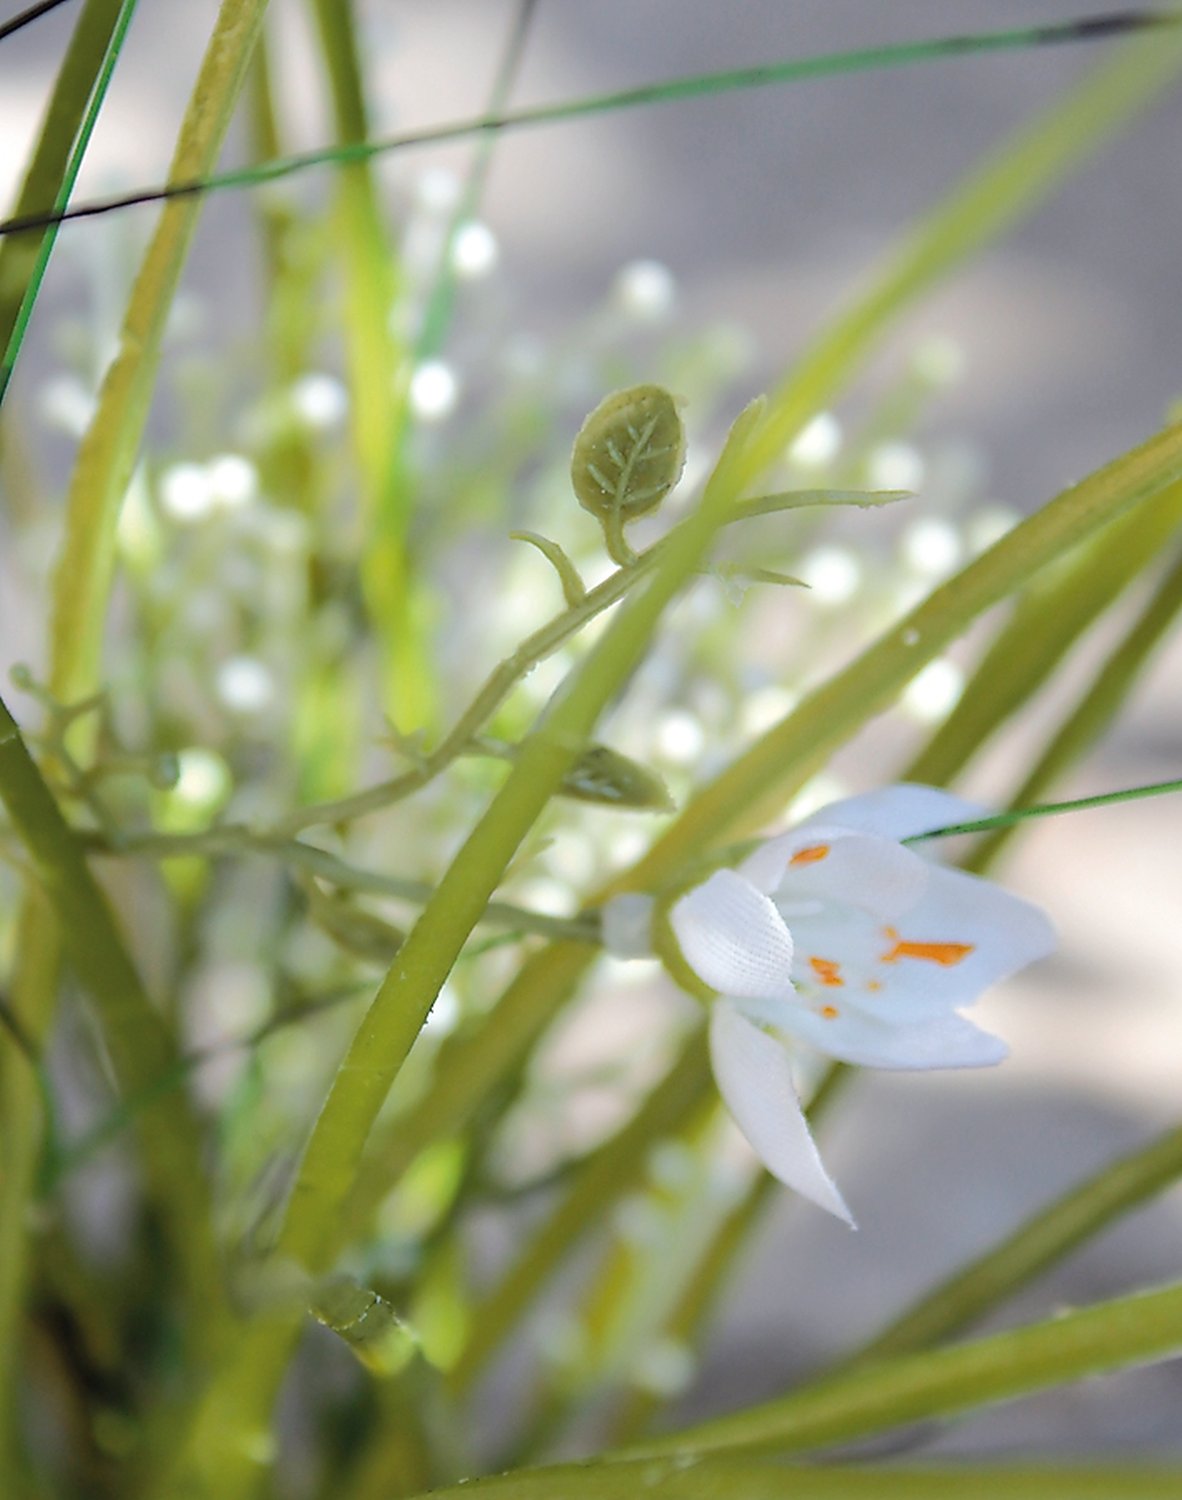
[790,843,830,866]
[820,1004,840,1019]
[808,956,844,987]
[865,979,883,993]
[881,939,975,967]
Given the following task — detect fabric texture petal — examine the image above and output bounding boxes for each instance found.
[754,828,931,922]
[709,1003,853,1224]
[671,870,796,1002]
[772,1004,1008,1070]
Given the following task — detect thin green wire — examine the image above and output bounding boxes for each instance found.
[905,774,1182,844]
[0,0,140,405]
[1,11,1177,240]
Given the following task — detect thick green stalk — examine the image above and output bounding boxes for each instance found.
[279,428,755,1275]
[417,1459,1182,1500]
[906,482,1182,786]
[620,1278,1182,1460]
[164,410,756,1500]
[343,941,594,1235]
[342,419,1182,1255]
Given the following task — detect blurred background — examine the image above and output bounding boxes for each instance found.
[2,0,1181,1465]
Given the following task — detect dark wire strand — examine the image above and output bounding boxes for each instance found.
[0,8,1176,240]
[0,0,76,46]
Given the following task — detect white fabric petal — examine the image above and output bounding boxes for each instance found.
[761,827,931,922]
[797,785,985,843]
[774,1004,1008,1071]
[869,864,1056,1011]
[671,870,796,1002]
[709,1003,853,1224]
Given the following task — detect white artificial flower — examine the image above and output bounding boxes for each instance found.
[613,786,1056,1225]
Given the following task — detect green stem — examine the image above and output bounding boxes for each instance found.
[2,0,268,1475]
[845,1121,1182,1370]
[272,488,882,834]
[446,1027,713,1396]
[164,396,757,1500]
[964,545,1182,871]
[628,417,1182,878]
[0,695,224,1345]
[905,481,1182,787]
[618,1277,1182,1461]
[307,0,423,727]
[417,1458,1182,1500]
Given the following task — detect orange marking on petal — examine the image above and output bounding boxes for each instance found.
[790,843,831,866]
[808,956,844,987]
[792,846,834,870]
[820,1004,840,1019]
[881,939,975,967]
[865,979,883,993]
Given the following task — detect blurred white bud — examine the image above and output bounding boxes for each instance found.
[172,747,231,810]
[631,1339,695,1397]
[868,440,925,492]
[159,463,215,523]
[788,411,841,468]
[655,710,705,764]
[901,517,963,578]
[912,335,966,388]
[967,504,1020,554]
[39,374,96,436]
[216,655,275,714]
[799,545,861,605]
[903,658,964,721]
[612,258,677,321]
[415,167,460,212]
[409,360,458,420]
[450,221,498,278]
[290,372,348,431]
[207,453,259,510]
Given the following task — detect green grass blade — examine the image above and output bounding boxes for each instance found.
[965,545,1182,870]
[0,695,224,1345]
[163,397,762,1500]
[416,1458,1182,1500]
[2,0,269,1460]
[845,1120,1182,1369]
[619,1277,1182,1461]
[906,482,1182,786]
[47,0,269,707]
[446,1028,713,1396]
[634,417,1182,877]
[306,0,424,725]
[0,0,137,403]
